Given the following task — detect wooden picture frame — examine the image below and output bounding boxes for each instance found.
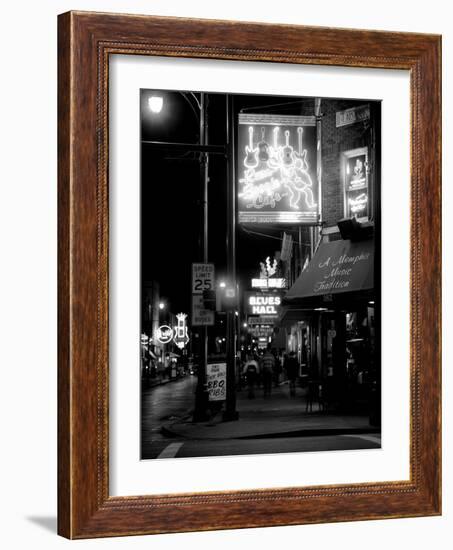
[58,11,441,539]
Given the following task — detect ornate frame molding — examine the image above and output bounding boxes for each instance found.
[58,11,441,538]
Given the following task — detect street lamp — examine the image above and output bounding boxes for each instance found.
[159,302,165,310]
[142,90,236,422]
[148,96,163,113]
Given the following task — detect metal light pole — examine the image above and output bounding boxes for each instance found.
[223,94,239,421]
[142,91,227,422]
[193,92,211,422]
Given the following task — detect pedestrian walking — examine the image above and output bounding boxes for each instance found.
[272,348,282,387]
[243,355,259,399]
[284,351,299,397]
[260,346,275,398]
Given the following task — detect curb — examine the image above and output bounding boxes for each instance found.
[239,426,380,439]
[161,423,380,441]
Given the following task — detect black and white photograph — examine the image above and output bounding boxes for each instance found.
[1,0,446,546]
[140,90,381,460]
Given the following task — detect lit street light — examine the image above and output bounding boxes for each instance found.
[148,96,163,113]
[142,90,236,423]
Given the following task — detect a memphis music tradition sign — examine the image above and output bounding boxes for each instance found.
[237,113,318,224]
[285,239,374,300]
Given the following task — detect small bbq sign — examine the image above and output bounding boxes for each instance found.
[206,362,226,401]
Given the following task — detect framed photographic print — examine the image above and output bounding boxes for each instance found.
[58,11,441,538]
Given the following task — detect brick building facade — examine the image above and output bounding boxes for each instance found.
[280,97,380,420]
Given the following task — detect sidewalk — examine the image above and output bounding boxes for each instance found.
[162,382,379,440]
[144,373,187,389]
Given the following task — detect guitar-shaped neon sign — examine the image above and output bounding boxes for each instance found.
[268,126,281,169]
[281,130,295,166]
[244,126,259,169]
[284,127,317,209]
[257,127,270,163]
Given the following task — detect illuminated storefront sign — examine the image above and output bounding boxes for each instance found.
[251,255,287,289]
[237,114,318,224]
[248,324,274,338]
[173,313,190,349]
[248,315,277,325]
[343,147,369,220]
[251,278,286,289]
[156,325,173,344]
[348,192,368,215]
[244,292,283,317]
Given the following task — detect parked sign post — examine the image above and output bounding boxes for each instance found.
[192,263,215,326]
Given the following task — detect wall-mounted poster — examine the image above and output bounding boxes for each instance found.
[237,113,318,224]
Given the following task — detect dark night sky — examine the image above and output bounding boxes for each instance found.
[141,90,325,315]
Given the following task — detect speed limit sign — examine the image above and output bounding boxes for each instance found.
[192,263,215,294]
[192,263,215,326]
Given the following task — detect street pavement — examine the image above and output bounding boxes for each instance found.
[141,375,381,460]
[158,433,381,458]
[141,374,197,458]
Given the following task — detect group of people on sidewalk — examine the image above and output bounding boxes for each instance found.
[241,345,299,399]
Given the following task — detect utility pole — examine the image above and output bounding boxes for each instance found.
[193,92,211,422]
[142,92,226,423]
[223,94,239,421]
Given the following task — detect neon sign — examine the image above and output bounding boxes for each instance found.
[348,193,368,214]
[252,255,286,289]
[251,278,286,289]
[238,114,318,224]
[260,256,277,278]
[156,325,173,345]
[173,313,189,349]
[348,159,366,189]
[344,149,369,219]
[249,324,274,338]
[245,292,283,316]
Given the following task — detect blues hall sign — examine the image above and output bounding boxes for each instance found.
[237,113,318,224]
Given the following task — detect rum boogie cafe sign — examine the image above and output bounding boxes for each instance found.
[237,113,318,224]
[285,238,374,300]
